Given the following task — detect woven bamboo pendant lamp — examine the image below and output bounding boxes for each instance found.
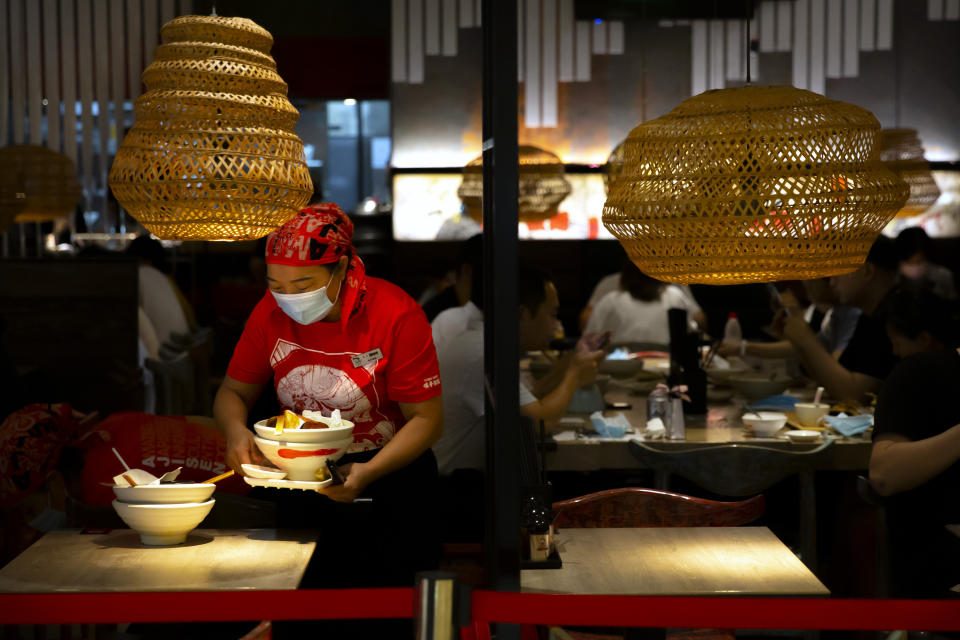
[603,139,627,195]
[880,128,940,218]
[459,145,572,223]
[0,145,81,227]
[109,15,312,241]
[603,86,909,285]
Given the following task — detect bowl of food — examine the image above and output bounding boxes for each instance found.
[113,483,216,505]
[794,402,830,427]
[253,435,353,482]
[254,409,355,443]
[785,429,822,444]
[728,373,791,400]
[742,411,788,436]
[112,499,215,545]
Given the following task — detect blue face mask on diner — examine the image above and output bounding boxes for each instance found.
[272,279,340,325]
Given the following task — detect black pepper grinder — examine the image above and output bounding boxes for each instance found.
[667,307,707,414]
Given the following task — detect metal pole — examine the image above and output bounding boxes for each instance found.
[482,0,521,610]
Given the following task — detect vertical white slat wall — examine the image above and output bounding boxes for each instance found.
[93,0,111,220]
[876,0,894,49]
[842,0,859,77]
[541,0,558,128]
[10,0,26,144]
[143,0,160,65]
[691,20,708,96]
[43,0,61,152]
[708,19,725,90]
[809,0,827,94]
[425,0,439,55]
[860,0,876,50]
[776,0,792,52]
[558,0,574,81]
[793,0,810,90]
[458,0,472,29]
[76,0,96,212]
[1,0,189,239]
[408,0,424,83]
[574,20,591,82]
[26,0,43,145]
[524,0,541,127]
[0,0,10,147]
[391,0,407,82]
[725,20,742,82]
[442,0,456,56]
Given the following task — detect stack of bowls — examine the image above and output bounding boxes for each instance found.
[112,482,216,545]
[252,416,355,482]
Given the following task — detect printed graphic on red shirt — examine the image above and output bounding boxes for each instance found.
[270,338,397,452]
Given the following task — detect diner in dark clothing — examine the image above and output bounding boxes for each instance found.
[872,348,960,597]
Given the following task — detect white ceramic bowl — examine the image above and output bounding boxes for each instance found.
[241,464,287,479]
[786,429,822,444]
[113,483,215,505]
[253,435,353,481]
[112,499,215,545]
[728,373,791,400]
[794,402,830,427]
[742,411,788,436]
[253,417,355,443]
[598,358,645,378]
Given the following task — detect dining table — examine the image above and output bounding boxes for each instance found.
[0,529,317,593]
[521,526,829,596]
[546,386,873,473]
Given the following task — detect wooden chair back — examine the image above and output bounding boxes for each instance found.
[552,487,765,529]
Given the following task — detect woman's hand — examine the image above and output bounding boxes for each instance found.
[315,462,370,503]
[224,425,265,476]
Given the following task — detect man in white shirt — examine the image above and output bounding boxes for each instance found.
[432,266,602,475]
[429,234,483,353]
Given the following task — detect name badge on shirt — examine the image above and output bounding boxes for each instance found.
[351,348,383,369]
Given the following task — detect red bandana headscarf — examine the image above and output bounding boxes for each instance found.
[264,203,367,328]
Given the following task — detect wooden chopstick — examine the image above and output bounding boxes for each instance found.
[702,340,721,369]
[202,470,235,484]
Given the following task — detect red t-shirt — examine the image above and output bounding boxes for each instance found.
[227,277,442,452]
[82,413,249,506]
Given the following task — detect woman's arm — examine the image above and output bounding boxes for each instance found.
[318,395,444,503]
[869,424,960,496]
[213,375,266,474]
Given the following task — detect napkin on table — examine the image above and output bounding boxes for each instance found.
[825,413,873,436]
[589,411,631,438]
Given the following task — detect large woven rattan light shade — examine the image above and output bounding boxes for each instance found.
[0,145,81,226]
[880,128,940,218]
[458,145,572,223]
[109,15,312,241]
[603,139,626,195]
[603,86,909,285]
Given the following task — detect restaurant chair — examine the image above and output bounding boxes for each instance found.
[628,440,836,573]
[551,487,765,529]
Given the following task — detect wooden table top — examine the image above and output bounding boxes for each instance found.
[521,527,829,596]
[0,529,317,593]
[547,389,872,472]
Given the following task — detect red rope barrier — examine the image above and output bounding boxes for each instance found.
[1,589,958,631]
[0,589,414,625]
[470,593,960,631]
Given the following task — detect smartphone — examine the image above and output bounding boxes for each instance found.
[326,459,345,485]
[598,330,613,351]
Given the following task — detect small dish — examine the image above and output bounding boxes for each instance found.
[242,476,333,491]
[786,430,821,444]
[241,464,287,480]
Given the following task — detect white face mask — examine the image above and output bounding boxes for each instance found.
[272,278,341,325]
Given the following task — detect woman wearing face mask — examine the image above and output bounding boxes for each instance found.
[214,204,444,635]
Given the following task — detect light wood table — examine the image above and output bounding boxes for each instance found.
[0,529,317,593]
[521,527,829,596]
